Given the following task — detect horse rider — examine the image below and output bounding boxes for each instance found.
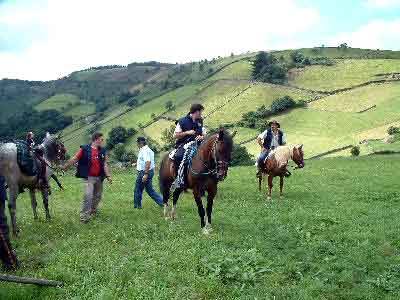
[173,103,206,173]
[26,132,48,188]
[256,120,286,177]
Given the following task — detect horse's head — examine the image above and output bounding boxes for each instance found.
[213,129,234,181]
[292,144,305,169]
[42,133,67,163]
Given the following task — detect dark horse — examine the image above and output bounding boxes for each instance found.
[159,129,234,234]
[258,145,304,200]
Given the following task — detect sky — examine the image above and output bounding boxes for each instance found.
[0,0,399,81]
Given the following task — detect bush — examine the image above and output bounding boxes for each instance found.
[252,51,287,84]
[270,96,296,114]
[161,125,176,150]
[350,146,360,156]
[387,126,400,135]
[231,144,254,166]
[113,143,127,162]
[127,98,138,107]
[165,100,174,111]
[107,126,129,149]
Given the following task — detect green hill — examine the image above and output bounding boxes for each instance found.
[2,47,400,158]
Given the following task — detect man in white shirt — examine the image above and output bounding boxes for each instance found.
[133,137,163,209]
[256,120,286,177]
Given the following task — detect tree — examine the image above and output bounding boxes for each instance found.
[350,146,360,156]
[387,126,399,135]
[161,125,176,150]
[252,52,287,83]
[290,51,305,64]
[107,126,129,149]
[231,144,253,166]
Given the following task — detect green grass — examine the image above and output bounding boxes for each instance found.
[310,82,400,112]
[2,155,400,299]
[290,59,400,91]
[210,60,252,80]
[36,94,81,112]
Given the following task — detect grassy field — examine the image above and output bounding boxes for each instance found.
[310,83,400,113]
[289,59,400,91]
[36,94,81,112]
[1,155,400,299]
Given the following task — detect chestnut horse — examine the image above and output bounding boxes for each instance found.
[159,129,234,234]
[258,145,304,200]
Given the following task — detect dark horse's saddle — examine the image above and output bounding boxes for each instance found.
[15,141,38,177]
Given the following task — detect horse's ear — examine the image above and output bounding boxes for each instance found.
[218,129,224,141]
[299,144,303,150]
[231,130,237,138]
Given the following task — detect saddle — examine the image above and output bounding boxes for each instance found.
[15,141,38,176]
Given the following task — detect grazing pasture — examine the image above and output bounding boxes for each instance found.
[2,155,400,299]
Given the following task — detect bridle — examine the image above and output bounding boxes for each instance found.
[191,136,229,180]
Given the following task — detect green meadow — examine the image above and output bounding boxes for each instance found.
[2,155,400,299]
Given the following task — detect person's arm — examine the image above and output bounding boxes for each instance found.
[257,130,268,150]
[281,132,287,145]
[104,155,112,184]
[61,149,82,171]
[142,161,151,182]
[173,123,195,140]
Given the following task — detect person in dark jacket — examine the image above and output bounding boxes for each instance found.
[173,103,206,171]
[0,176,18,270]
[62,132,112,223]
[256,120,286,177]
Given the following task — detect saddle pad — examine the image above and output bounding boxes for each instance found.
[168,149,177,160]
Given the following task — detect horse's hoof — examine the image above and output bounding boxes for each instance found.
[267,196,272,201]
[202,228,210,235]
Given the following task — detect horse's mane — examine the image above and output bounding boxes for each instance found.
[201,130,233,151]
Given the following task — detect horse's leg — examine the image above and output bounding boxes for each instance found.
[171,188,182,220]
[29,189,38,220]
[193,186,206,232]
[267,175,273,200]
[41,188,51,220]
[279,176,284,199]
[258,173,262,192]
[7,184,19,236]
[205,183,217,233]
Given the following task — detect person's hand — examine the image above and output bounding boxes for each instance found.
[106,176,113,184]
[142,173,148,183]
[132,162,137,167]
[195,135,204,141]
[186,130,196,136]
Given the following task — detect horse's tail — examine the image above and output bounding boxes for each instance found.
[158,154,169,196]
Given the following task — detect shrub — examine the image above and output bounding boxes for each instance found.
[231,144,254,166]
[127,98,138,107]
[165,100,174,111]
[107,126,129,149]
[161,125,176,150]
[113,143,127,162]
[270,96,296,114]
[387,126,400,135]
[350,146,360,156]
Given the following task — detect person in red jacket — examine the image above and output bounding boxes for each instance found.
[62,132,112,223]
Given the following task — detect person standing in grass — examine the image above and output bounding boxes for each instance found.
[62,132,112,223]
[133,137,163,209]
[0,176,18,270]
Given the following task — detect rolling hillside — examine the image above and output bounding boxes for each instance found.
[2,47,400,159]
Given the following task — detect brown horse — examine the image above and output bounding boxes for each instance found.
[159,129,234,234]
[258,145,304,200]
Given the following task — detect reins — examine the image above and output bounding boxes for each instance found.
[190,138,219,176]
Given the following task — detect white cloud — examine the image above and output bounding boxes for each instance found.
[329,19,400,50]
[0,0,320,80]
[365,0,400,8]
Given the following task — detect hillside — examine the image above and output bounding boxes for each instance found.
[2,47,400,159]
[2,155,400,299]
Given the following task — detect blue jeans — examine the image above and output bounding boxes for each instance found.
[134,169,163,208]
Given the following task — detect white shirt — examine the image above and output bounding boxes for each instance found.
[136,145,155,171]
[258,129,286,148]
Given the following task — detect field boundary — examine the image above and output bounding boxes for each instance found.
[308,145,353,160]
